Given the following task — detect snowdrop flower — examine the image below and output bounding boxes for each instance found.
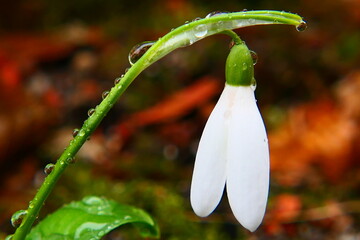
[190,41,269,232]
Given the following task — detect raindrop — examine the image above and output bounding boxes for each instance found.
[242,62,248,70]
[11,210,27,228]
[128,41,155,65]
[78,129,85,137]
[250,50,258,65]
[72,128,80,137]
[229,40,236,49]
[83,196,105,206]
[102,91,109,99]
[88,108,95,117]
[114,77,121,85]
[44,163,55,175]
[296,21,307,32]
[251,78,257,90]
[205,11,229,18]
[194,24,208,38]
[66,157,76,164]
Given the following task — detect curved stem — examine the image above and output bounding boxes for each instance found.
[221,30,243,44]
[12,10,304,240]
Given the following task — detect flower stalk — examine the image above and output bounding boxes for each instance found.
[11,10,305,239]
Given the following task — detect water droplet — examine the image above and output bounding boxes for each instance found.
[78,129,85,137]
[124,215,132,220]
[242,9,248,12]
[128,41,155,65]
[250,50,258,65]
[194,24,208,38]
[11,210,27,228]
[251,78,257,90]
[193,17,202,21]
[242,62,248,70]
[5,235,13,240]
[205,11,229,18]
[72,128,80,137]
[114,77,121,85]
[124,67,129,73]
[66,157,76,164]
[102,91,109,99]
[184,20,190,24]
[44,163,55,175]
[98,230,105,237]
[88,108,95,117]
[296,21,307,32]
[83,196,105,206]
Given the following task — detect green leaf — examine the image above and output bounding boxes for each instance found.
[25,196,160,240]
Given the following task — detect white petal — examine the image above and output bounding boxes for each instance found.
[226,85,269,232]
[190,85,236,217]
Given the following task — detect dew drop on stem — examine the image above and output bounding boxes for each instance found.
[102,91,109,99]
[114,77,121,85]
[128,41,155,65]
[296,21,307,32]
[72,128,80,137]
[88,108,95,117]
[44,163,55,175]
[250,50,258,65]
[66,157,76,164]
[11,210,27,228]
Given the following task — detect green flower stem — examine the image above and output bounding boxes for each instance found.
[12,10,304,240]
[221,30,243,44]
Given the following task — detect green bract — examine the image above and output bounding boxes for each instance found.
[226,43,254,86]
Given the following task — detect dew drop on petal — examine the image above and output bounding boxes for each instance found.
[11,210,27,228]
[72,128,80,137]
[250,50,258,65]
[205,11,229,18]
[102,91,109,99]
[194,24,208,38]
[296,21,307,32]
[44,163,55,175]
[128,41,155,65]
[88,108,95,117]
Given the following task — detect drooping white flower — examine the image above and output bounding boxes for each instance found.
[190,41,270,232]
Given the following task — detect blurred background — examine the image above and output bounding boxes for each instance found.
[0,0,359,239]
